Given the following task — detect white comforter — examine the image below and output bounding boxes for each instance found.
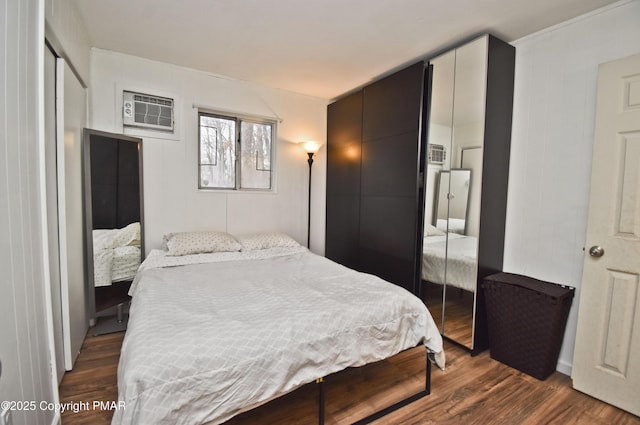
[422,233,478,292]
[113,247,444,425]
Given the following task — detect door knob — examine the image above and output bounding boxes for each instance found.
[589,246,605,257]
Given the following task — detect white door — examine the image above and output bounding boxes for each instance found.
[572,53,640,416]
[56,58,88,370]
[45,46,65,382]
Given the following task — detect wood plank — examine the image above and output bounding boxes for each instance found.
[59,328,640,424]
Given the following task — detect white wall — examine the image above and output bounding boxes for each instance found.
[0,1,58,425]
[89,50,328,253]
[505,0,640,375]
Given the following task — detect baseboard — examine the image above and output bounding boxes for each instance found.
[557,359,572,377]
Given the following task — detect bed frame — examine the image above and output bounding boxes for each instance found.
[314,347,432,424]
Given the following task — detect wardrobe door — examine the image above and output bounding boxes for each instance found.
[326,91,363,269]
[421,34,514,354]
[359,62,427,294]
[473,35,515,353]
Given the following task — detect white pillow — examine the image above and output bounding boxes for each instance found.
[424,223,446,237]
[165,231,242,256]
[236,232,300,251]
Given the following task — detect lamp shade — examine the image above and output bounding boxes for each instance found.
[301,141,322,154]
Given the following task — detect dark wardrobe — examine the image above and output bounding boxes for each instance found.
[326,34,515,354]
[326,62,428,294]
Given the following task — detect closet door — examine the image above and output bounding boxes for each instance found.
[326,91,363,269]
[57,58,88,370]
[359,62,427,293]
[421,34,515,353]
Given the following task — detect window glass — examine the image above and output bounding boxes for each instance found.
[199,114,236,189]
[198,111,275,191]
[240,121,272,189]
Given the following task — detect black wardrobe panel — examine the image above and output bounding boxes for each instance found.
[327,91,362,196]
[90,137,141,229]
[116,140,141,228]
[90,136,118,186]
[358,250,414,293]
[326,61,426,296]
[326,143,361,196]
[91,185,118,229]
[359,196,417,260]
[90,137,119,229]
[326,91,363,265]
[360,131,420,198]
[362,62,424,142]
[472,37,515,353]
[117,183,140,228]
[359,62,425,294]
[477,35,515,276]
[117,141,140,185]
[327,91,363,147]
[325,195,361,268]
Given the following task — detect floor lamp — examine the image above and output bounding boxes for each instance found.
[302,141,322,249]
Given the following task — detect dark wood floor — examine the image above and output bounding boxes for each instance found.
[59,329,640,425]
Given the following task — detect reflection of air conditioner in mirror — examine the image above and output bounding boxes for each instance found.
[123,90,174,132]
[428,144,446,164]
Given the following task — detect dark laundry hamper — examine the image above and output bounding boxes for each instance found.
[482,272,575,380]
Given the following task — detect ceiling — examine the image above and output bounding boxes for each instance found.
[72,0,618,100]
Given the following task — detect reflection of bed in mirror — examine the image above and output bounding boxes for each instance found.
[92,222,141,287]
[421,226,477,293]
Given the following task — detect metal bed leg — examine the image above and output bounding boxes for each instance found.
[116,302,125,323]
[350,347,432,425]
[316,377,325,425]
[426,350,432,395]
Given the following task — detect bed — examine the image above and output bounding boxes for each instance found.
[92,222,141,287]
[112,231,444,425]
[422,225,478,292]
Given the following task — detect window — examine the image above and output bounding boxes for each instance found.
[198,111,275,190]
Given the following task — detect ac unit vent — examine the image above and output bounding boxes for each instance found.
[428,144,446,164]
[123,90,174,132]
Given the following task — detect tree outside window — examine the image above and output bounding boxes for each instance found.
[198,111,275,190]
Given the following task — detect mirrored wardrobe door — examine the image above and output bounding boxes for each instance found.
[421,35,493,351]
[421,34,514,353]
[422,49,455,335]
[441,36,488,349]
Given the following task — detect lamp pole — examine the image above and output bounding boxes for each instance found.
[301,140,321,250]
[307,152,314,249]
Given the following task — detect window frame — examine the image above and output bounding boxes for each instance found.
[198,110,277,192]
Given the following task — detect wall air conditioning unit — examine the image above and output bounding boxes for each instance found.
[123,90,174,132]
[428,144,446,164]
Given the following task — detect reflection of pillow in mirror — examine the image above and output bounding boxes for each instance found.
[165,231,242,256]
[237,232,301,251]
[111,222,141,248]
[424,224,446,237]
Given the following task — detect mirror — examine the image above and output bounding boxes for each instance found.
[83,129,143,335]
[434,169,471,234]
[421,36,487,349]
